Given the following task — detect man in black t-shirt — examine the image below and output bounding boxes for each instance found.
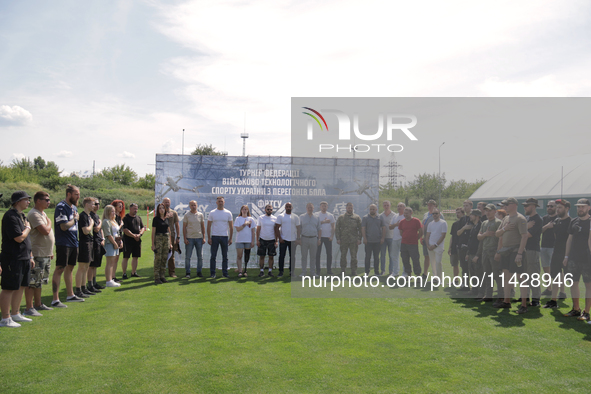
[456,200,474,290]
[562,198,591,320]
[523,198,543,306]
[466,210,482,295]
[540,201,557,296]
[0,191,34,328]
[544,199,570,308]
[88,198,104,292]
[75,197,96,299]
[121,203,145,279]
[448,208,464,279]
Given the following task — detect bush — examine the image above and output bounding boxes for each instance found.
[410,200,420,212]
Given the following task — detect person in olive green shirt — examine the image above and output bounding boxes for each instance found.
[476,204,502,301]
[335,203,362,276]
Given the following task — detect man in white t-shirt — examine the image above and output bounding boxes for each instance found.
[275,202,301,278]
[425,209,448,280]
[386,202,405,277]
[315,201,336,275]
[257,204,277,277]
[206,196,233,279]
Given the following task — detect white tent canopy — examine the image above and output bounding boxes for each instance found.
[470,153,591,200]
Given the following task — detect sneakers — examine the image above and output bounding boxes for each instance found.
[267,271,274,278]
[50,300,67,308]
[197,272,203,278]
[530,299,540,307]
[113,277,121,283]
[258,271,265,277]
[11,313,33,322]
[74,291,89,299]
[222,273,229,278]
[278,271,284,277]
[210,274,216,279]
[541,288,552,296]
[131,272,141,278]
[184,274,191,279]
[82,288,96,296]
[88,285,101,293]
[105,280,121,287]
[122,273,129,280]
[35,304,53,311]
[564,308,582,317]
[543,300,558,309]
[516,305,528,314]
[66,295,85,302]
[578,312,590,321]
[94,283,105,290]
[169,273,178,278]
[23,308,42,317]
[0,318,20,328]
[494,301,511,308]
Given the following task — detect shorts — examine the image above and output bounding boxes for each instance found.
[235,242,252,249]
[540,247,553,268]
[29,256,51,288]
[567,259,591,283]
[550,249,566,277]
[1,258,30,291]
[450,253,459,267]
[500,248,525,274]
[90,242,104,268]
[78,241,94,263]
[56,245,78,267]
[123,239,141,258]
[257,239,277,257]
[104,242,119,257]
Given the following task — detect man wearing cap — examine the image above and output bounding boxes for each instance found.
[540,200,557,296]
[0,191,35,327]
[544,199,570,308]
[425,209,447,281]
[466,210,482,295]
[523,198,543,306]
[24,191,55,315]
[315,201,335,275]
[422,199,443,281]
[448,208,465,279]
[52,184,83,306]
[456,200,474,289]
[493,197,529,313]
[335,202,362,276]
[121,203,145,279]
[562,198,591,320]
[477,204,502,301]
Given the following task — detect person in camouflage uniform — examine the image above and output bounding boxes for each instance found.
[335,202,362,276]
[477,204,502,301]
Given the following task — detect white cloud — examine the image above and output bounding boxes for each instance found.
[12,153,25,161]
[120,151,136,158]
[0,105,32,126]
[162,139,175,153]
[57,150,73,158]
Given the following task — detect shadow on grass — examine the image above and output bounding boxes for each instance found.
[550,308,591,341]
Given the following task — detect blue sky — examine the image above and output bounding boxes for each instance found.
[1,0,590,179]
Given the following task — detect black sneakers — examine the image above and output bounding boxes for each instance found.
[530,299,540,307]
[121,273,129,280]
[564,308,582,317]
[131,272,141,278]
[543,300,558,309]
[516,305,528,314]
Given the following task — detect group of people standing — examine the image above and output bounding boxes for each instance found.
[0,186,147,328]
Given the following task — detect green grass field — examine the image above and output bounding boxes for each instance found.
[2,209,591,393]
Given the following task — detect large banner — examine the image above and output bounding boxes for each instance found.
[155,154,379,268]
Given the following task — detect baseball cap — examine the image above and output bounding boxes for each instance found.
[470,210,482,217]
[555,199,569,207]
[522,198,540,207]
[575,198,590,207]
[484,203,497,211]
[497,200,508,207]
[506,197,518,205]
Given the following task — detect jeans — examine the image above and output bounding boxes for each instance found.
[380,238,401,275]
[364,242,381,274]
[210,236,229,275]
[315,237,333,274]
[400,243,421,276]
[279,241,293,274]
[300,236,318,275]
[185,238,204,274]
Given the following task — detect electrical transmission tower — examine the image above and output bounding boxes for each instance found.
[381,156,405,189]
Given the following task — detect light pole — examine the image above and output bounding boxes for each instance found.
[438,142,445,207]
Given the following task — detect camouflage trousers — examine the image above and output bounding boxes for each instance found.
[154,233,169,279]
[340,242,358,275]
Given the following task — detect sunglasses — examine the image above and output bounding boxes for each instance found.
[44,198,50,202]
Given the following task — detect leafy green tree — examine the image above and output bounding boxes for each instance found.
[97,164,138,186]
[406,172,446,205]
[191,144,227,156]
[135,174,156,190]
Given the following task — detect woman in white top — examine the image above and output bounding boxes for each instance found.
[101,205,122,287]
[234,205,256,277]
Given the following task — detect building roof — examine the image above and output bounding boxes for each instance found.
[470,153,591,200]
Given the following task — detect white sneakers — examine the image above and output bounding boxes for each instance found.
[11,313,32,322]
[0,317,21,328]
[106,280,121,287]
